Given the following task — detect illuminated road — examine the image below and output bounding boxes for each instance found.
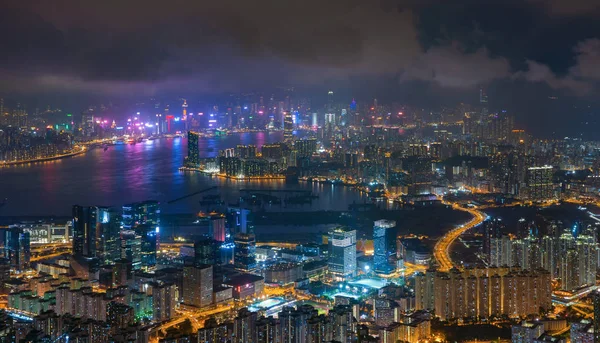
[434,203,486,272]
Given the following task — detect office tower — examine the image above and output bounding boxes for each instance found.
[489,235,512,267]
[72,205,99,258]
[527,166,554,201]
[209,213,227,242]
[122,201,160,231]
[194,237,220,265]
[183,264,213,308]
[228,207,253,235]
[328,227,357,281]
[186,131,200,167]
[96,207,121,264]
[234,233,257,272]
[283,111,294,142]
[234,308,257,343]
[3,227,30,271]
[373,220,396,273]
[136,224,157,270]
[120,230,142,270]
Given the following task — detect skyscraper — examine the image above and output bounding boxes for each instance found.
[283,111,294,142]
[136,224,157,270]
[373,220,396,273]
[186,131,200,168]
[527,166,554,201]
[328,227,357,281]
[3,227,30,271]
[120,230,142,270]
[96,207,121,264]
[183,264,213,308]
[122,201,160,230]
[234,233,257,272]
[209,213,227,242]
[72,205,98,258]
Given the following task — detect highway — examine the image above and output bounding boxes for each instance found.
[433,203,486,272]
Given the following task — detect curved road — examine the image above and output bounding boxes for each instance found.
[434,203,486,272]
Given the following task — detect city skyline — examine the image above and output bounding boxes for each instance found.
[1,1,600,138]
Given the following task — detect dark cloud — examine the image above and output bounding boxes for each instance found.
[0,0,599,97]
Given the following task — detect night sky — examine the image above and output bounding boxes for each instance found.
[1,0,599,137]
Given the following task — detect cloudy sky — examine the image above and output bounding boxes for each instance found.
[1,0,599,136]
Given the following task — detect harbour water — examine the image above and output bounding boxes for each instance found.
[0,132,366,216]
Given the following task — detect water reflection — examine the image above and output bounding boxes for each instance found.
[0,132,365,216]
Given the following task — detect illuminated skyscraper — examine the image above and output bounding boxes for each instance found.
[328,227,357,281]
[96,207,121,264]
[183,264,213,308]
[527,166,554,201]
[373,220,396,273]
[234,233,257,272]
[120,230,142,270]
[2,227,30,271]
[136,224,157,270]
[186,131,200,168]
[283,111,294,142]
[72,205,98,258]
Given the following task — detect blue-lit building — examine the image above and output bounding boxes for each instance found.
[122,201,160,230]
[2,227,30,271]
[136,224,157,270]
[97,207,122,264]
[328,227,357,281]
[373,220,396,274]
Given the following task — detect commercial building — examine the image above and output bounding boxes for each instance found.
[183,264,213,308]
[186,131,200,168]
[373,220,396,273]
[265,263,302,285]
[2,227,30,271]
[328,227,357,281]
[283,111,294,142]
[234,233,257,272]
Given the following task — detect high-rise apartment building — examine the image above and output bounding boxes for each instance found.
[527,166,554,201]
[415,267,551,321]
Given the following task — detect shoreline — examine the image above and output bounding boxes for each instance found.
[0,146,88,167]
